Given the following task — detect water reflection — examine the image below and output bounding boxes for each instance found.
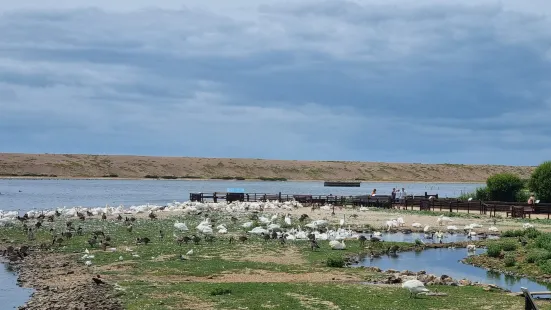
[366,232,500,244]
[352,248,551,293]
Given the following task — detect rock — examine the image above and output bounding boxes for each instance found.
[458,279,472,286]
[385,269,398,274]
[386,275,402,284]
[365,266,381,273]
[417,270,426,275]
[400,270,415,276]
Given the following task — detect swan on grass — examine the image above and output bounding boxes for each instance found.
[402,279,430,298]
[329,240,346,250]
[174,221,189,231]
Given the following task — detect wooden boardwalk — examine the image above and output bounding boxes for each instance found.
[189,192,551,218]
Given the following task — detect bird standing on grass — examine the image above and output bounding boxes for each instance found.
[402,279,430,298]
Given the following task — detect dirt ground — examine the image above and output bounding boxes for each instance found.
[0,152,534,182]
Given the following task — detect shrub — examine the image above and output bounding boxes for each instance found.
[486,173,525,202]
[210,288,232,296]
[535,233,551,251]
[526,249,551,264]
[414,239,423,246]
[458,187,490,201]
[326,257,345,268]
[539,259,551,274]
[504,255,516,267]
[487,244,502,258]
[161,175,178,179]
[528,161,551,203]
[500,241,517,252]
[525,228,542,239]
[501,230,524,238]
[144,175,159,179]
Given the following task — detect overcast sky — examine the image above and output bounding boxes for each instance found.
[1,0,550,165]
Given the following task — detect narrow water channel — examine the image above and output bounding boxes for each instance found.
[352,248,551,293]
[0,263,32,309]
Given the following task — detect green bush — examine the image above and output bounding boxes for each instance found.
[500,241,517,252]
[414,238,423,246]
[210,288,232,296]
[535,233,551,251]
[486,173,525,202]
[539,259,551,274]
[501,230,524,238]
[504,255,516,267]
[525,228,542,239]
[502,227,541,239]
[487,244,503,258]
[526,249,551,264]
[326,257,345,268]
[458,187,490,201]
[529,161,551,203]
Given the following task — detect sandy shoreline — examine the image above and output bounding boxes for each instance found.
[1,250,123,310]
[0,153,533,182]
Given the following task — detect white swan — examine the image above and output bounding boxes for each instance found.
[174,221,188,231]
[329,240,346,250]
[402,279,430,298]
[437,215,453,226]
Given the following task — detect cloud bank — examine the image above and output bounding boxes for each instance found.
[1,0,550,165]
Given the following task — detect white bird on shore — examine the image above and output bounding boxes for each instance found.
[284,215,292,226]
[174,221,188,231]
[467,244,476,252]
[186,249,194,256]
[437,215,453,226]
[84,260,92,267]
[402,279,430,298]
[523,223,534,229]
[340,215,345,227]
[329,240,346,250]
[488,226,499,233]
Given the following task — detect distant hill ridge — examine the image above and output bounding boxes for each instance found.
[0,153,534,182]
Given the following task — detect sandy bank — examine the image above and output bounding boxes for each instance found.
[0,153,533,182]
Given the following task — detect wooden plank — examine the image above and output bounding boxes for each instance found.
[525,291,551,296]
[521,287,540,310]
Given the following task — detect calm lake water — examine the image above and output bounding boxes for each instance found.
[353,248,551,293]
[0,263,32,309]
[0,179,482,212]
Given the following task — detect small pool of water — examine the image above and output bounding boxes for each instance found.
[366,232,499,243]
[0,263,32,309]
[352,248,551,293]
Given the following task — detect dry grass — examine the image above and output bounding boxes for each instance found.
[0,153,534,182]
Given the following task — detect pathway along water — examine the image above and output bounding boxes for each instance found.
[0,263,32,309]
[352,248,551,293]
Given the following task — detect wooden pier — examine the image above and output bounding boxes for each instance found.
[323,181,361,187]
[189,192,551,218]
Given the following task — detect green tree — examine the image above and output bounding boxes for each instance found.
[486,173,524,202]
[529,161,551,202]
